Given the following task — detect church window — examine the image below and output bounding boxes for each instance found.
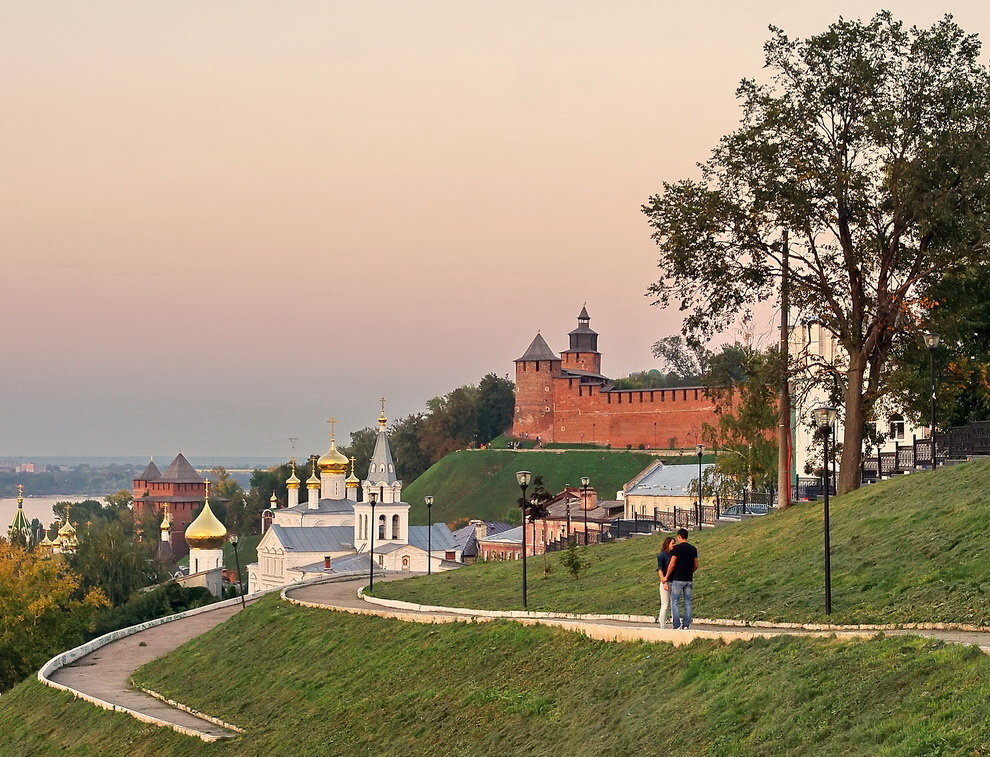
[445,551,455,560]
[378,515,386,539]
[391,514,400,539]
[388,464,394,473]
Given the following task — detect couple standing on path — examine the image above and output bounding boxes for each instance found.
[656,529,699,629]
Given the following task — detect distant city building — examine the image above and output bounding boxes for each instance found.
[0,461,36,474]
[510,307,722,449]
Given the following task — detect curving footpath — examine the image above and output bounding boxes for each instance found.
[285,575,990,652]
[40,573,990,745]
[39,596,262,742]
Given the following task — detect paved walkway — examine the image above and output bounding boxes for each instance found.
[49,575,990,743]
[286,576,990,651]
[48,601,249,740]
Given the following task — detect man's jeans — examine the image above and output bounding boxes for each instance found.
[670,580,693,629]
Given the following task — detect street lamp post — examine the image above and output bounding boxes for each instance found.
[580,476,590,545]
[924,332,940,439]
[812,406,838,615]
[368,491,378,592]
[229,533,246,609]
[565,492,571,544]
[424,495,434,575]
[516,471,531,608]
[695,444,705,532]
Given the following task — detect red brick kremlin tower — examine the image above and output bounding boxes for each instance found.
[131,453,206,558]
[510,307,719,449]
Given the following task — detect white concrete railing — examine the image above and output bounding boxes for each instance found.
[37,587,281,742]
[357,592,990,633]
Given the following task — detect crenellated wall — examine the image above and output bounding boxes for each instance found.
[510,309,722,449]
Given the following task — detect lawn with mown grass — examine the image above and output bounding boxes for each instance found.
[378,458,990,625]
[403,448,701,526]
[3,594,990,755]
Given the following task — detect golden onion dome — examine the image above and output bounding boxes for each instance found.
[318,439,349,474]
[345,456,360,486]
[286,462,301,488]
[58,520,76,537]
[160,508,171,530]
[184,501,227,550]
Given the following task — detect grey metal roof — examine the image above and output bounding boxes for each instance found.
[578,305,590,320]
[290,554,384,574]
[451,521,513,557]
[365,426,399,485]
[408,524,458,552]
[160,453,203,484]
[625,462,713,497]
[270,524,353,552]
[480,525,523,545]
[137,460,161,481]
[515,333,559,362]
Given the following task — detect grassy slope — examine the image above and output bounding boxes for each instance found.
[223,533,261,571]
[3,595,990,755]
[402,449,675,526]
[378,458,990,625]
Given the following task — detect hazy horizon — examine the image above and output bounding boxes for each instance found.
[5,1,988,456]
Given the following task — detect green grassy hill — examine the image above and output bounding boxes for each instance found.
[402,448,695,526]
[3,595,990,755]
[380,458,990,625]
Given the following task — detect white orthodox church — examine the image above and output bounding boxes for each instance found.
[247,408,461,592]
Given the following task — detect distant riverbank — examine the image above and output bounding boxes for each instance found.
[0,494,97,530]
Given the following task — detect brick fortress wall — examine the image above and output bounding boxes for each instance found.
[510,309,721,449]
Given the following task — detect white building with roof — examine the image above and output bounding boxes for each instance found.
[247,406,461,592]
[622,460,714,518]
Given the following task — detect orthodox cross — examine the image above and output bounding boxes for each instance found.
[327,417,338,441]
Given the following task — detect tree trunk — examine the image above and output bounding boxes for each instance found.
[839,355,867,495]
[777,231,792,509]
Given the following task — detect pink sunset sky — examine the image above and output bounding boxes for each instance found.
[3,1,988,457]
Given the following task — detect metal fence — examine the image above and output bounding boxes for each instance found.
[859,420,990,483]
[604,488,777,539]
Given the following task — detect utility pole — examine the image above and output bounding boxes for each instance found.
[778,230,792,509]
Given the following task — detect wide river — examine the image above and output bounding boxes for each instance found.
[0,494,98,530]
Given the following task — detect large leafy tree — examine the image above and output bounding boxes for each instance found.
[643,13,990,493]
[476,373,516,443]
[70,520,164,606]
[701,346,780,493]
[886,261,990,428]
[0,542,107,690]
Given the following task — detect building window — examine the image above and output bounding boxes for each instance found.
[889,414,905,441]
[378,515,386,539]
[445,551,455,560]
[391,514,400,539]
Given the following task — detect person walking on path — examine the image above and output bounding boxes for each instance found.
[655,537,675,627]
[662,529,699,630]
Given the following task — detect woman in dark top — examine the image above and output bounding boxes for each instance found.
[656,537,675,627]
